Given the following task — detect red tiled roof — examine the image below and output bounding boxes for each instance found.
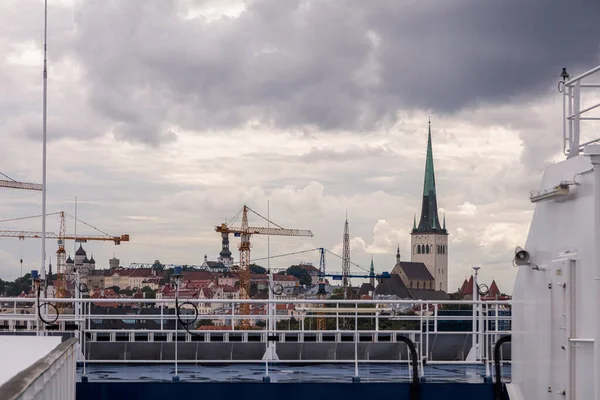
[461,276,474,295]
[276,304,295,311]
[183,271,215,281]
[273,274,299,282]
[219,285,237,293]
[488,280,500,296]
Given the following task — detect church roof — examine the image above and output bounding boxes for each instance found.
[413,121,447,235]
[357,283,374,297]
[374,274,412,299]
[83,256,90,263]
[66,255,74,264]
[76,244,86,256]
[396,261,434,281]
[409,288,449,301]
[89,255,95,264]
[219,233,232,258]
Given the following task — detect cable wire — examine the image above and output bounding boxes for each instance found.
[174,280,204,337]
[0,171,16,181]
[250,248,320,262]
[36,283,59,325]
[0,212,62,224]
[65,213,112,237]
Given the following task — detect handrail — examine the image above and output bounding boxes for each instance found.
[1,337,78,400]
[494,335,511,400]
[564,65,600,86]
[562,64,600,158]
[0,297,512,305]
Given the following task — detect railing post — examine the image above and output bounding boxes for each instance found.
[232,303,235,331]
[425,303,429,362]
[354,302,359,381]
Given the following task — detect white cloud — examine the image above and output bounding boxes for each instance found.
[457,202,477,216]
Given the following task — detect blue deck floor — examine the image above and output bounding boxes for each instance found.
[77,363,510,383]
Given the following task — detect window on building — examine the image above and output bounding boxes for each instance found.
[413,245,416,254]
[440,282,442,290]
[429,282,432,289]
[417,245,421,254]
[426,245,430,254]
[410,281,413,288]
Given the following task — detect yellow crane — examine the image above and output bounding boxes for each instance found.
[216,205,313,327]
[0,172,42,191]
[0,211,129,298]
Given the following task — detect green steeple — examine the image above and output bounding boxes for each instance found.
[369,255,375,286]
[413,120,447,235]
[422,121,436,198]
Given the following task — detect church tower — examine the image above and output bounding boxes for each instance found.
[410,121,449,292]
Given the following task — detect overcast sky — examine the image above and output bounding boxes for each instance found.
[2,0,600,293]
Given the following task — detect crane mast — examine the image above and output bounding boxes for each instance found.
[342,216,351,299]
[55,211,68,299]
[216,205,313,328]
[238,206,251,319]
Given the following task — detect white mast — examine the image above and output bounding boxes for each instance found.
[41,0,48,282]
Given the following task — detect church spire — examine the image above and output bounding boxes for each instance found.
[413,120,446,234]
[396,245,401,263]
[369,255,375,286]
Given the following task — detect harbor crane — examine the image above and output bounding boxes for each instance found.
[216,205,313,326]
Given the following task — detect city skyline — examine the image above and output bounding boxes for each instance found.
[2,1,600,293]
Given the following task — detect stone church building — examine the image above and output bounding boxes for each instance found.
[391,121,449,293]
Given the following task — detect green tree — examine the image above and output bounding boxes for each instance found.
[107,285,120,294]
[285,265,312,286]
[141,286,157,299]
[250,264,267,274]
[152,260,164,271]
[195,319,214,328]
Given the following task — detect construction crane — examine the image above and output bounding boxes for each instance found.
[0,212,129,297]
[0,230,129,244]
[0,172,42,191]
[342,216,351,299]
[216,205,313,327]
[316,248,327,330]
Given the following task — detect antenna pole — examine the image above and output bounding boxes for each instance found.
[41,0,48,281]
[74,197,77,255]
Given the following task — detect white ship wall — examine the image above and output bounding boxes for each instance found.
[512,154,595,399]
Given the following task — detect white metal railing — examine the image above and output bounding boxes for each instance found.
[562,64,600,158]
[0,297,510,381]
[0,337,77,400]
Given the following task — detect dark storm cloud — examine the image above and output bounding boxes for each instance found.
[5,0,600,142]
